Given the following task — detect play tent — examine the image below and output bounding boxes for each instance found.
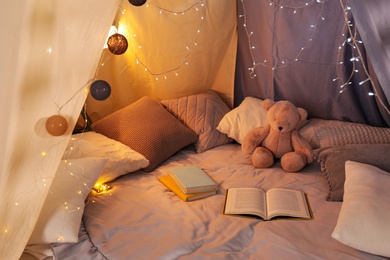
[0,0,389,259]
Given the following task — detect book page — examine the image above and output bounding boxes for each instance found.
[266,188,310,219]
[224,188,266,219]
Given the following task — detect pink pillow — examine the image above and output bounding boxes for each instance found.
[161,90,232,153]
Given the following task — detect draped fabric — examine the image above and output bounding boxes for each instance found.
[1,0,389,259]
[0,1,120,259]
[235,0,390,127]
[86,0,237,123]
[0,1,237,258]
[349,0,390,126]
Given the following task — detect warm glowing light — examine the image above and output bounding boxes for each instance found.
[92,183,112,194]
[126,0,206,78]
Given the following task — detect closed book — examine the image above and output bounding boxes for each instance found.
[158,175,216,202]
[169,165,218,194]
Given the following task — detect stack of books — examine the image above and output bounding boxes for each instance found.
[158,165,218,202]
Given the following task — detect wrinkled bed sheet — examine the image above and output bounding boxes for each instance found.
[53,143,386,260]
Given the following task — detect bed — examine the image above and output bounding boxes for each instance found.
[25,91,390,259]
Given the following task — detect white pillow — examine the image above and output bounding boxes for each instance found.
[22,244,53,259]
[216,97,267,144]
[332,160,390,257]
[63,131,149,184]
[28,157,107,244]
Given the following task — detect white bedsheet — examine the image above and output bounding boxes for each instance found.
[53,143,386,260]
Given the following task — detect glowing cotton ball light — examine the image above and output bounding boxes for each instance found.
[107,33,128,55]
[90,80,111,101]
[46,115,68,136]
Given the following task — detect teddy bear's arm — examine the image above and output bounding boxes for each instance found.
[291,130,314,163]
[242,124,271,155]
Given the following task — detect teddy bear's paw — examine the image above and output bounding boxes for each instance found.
[252,147,274,168]
[281,152,307,172]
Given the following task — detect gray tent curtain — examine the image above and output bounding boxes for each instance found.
[235,0,390,127]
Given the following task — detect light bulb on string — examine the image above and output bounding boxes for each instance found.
[107,33,128,55]
[90,80,111,101]
[124,0,206,79]
[45,115,68,136]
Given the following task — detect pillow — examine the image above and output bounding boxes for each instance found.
[332,160,390,257]
[298,118,354,149]
[216,97,267,144]
[314,144,390,201]
[22,244,53,259]
[63,131,149,184]
[92,96,198,172]
[161,90,232,153]
[314,123,390,148]
[28,157,107,244]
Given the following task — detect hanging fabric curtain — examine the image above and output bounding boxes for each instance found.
[86,0,238,122]
[235,0,390,127]
[350,0,390,126]
[0,0,120,259]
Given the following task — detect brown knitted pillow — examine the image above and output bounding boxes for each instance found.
[92,96,198,172]
[314,144,390,201]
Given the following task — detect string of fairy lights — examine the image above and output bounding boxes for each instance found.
[239,0,326,78]
[4,0,389,252]
[335,0,389,114]
[335,0,369,94]
[1,1,124,247]
[124,0,206,80]
[98,0,206,83]
[238,0,388,115]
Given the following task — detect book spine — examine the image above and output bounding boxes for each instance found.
[168,172,189,193]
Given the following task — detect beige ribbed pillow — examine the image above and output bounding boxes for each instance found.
[92,96,198,172]
[161,90,232,153]
[315,124,390,148]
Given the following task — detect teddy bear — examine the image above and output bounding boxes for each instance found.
[242,99,313,172]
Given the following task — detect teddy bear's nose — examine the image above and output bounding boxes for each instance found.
[278,126,283,131]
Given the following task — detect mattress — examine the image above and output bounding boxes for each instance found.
[52,143,386,260]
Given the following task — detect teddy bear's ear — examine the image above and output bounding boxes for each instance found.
[297,107,308,120]
[262,99,275,111]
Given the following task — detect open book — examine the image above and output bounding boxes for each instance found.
[223,187,312,220]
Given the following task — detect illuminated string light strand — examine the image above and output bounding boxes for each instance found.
[240,0,326,78]
[2,3,122,249]
[0,139,65,248]
[269,0,317,9]
[2,62,106,247]
[146,0,203,14]
[335,1,359,93]
[126,0,207,79]
[336,0,389,115]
